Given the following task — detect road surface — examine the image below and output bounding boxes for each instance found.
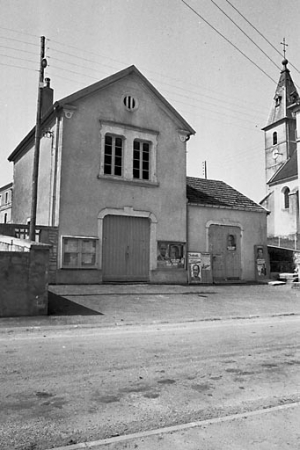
[1,315,300,449]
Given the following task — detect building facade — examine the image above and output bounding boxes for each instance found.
[7,66,267,284]
[0,182,13,224]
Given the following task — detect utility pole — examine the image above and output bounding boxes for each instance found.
[29,36,47,241]
[202,161,207,179]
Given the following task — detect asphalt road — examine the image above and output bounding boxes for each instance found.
[1,315,300,450]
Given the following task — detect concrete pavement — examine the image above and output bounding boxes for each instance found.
[2,283,300,449]
[1,282,300,331]
[46,402,300,450]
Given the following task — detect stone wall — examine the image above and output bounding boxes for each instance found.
[0,224,58,284]
[0,245,49,317]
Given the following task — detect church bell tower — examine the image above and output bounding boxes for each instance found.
[262,58,299,187]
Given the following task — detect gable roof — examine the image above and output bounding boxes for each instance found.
[187,176,266,213]
[268,150,298,185]
[8,65,195,162]
[57,65,195,134]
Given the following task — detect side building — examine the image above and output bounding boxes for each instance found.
[0,182,13,224]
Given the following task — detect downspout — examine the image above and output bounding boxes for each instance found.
[186,198,189,284]
[51,115,60,226]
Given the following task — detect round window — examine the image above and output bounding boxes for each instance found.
[123,95,138,111]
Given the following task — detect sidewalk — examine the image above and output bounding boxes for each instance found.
[48,402,300,450]
[1,282,300,330]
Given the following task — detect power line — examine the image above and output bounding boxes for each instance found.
[0,25,39,39]
[48,60,265,126]
[0,44,37,56]
[0,61,37,72]
[0,52,38,65]
[209,0,281,71]
[48,38,265,110]
[224,0,300,77]
[47,44,266,117]
[180,0,277,84]
[0,34,39,47]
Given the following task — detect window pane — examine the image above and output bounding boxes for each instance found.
[114,165,122,176]
[115,137,122,147]
[82,253,96,266]
[82,239,96,252]
[104,163,112,174]
[63,253,79,267]
[142,170,149,180]
[133,168,140,178]
[64,238,79,252]
[134,140,140,150]
[105,135,112,145]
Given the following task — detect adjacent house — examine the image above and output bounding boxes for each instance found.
[187,177,268,283]
[7,65,268,284]
[0,182,13,224]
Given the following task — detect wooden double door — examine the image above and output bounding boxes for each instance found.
[102,215,150,282]
[209,224,241,282]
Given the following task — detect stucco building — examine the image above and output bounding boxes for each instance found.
[0,182,13,224]
[7,65,267,284]
[260,58,300,272]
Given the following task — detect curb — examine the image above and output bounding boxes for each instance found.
[45,401,300,450]
[0,311,300,334]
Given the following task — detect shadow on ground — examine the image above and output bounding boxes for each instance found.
[48,292,103,316]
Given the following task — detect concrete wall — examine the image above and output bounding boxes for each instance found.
[0,224,58,284]
[188,205,267,281]
[0,244,49,317]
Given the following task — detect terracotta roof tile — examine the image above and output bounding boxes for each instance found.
[186,177,265,213]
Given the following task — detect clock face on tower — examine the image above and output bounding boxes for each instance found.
[272,148,279,160]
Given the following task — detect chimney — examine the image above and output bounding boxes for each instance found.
[41,78,53,117]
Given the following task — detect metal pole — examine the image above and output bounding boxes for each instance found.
[29,36,46,241]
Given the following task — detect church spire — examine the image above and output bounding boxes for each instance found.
[264,56,299,128]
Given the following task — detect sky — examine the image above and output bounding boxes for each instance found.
[1,0,300,202]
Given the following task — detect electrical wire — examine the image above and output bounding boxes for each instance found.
[0,52,38,65]
[0,44,38,56]
[0,25,39,39]
[0,61,37,71]
[209,0,281,70]
[180,0,277,84]
[224,0,300,76]
[47,40,265,110]
[0,34,39,47]
[47,45,266,116]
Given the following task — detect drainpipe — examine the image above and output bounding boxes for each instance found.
[186,198,189,284]
[51,115,60,226]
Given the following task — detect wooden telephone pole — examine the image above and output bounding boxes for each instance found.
[29,36,47,241]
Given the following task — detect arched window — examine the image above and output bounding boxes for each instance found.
[273,131,277,145]
[283,187,290,209]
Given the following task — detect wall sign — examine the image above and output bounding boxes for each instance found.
[188,252,212,284]
[157,241,185,269]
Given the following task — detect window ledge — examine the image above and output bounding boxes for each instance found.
[97,174,159,188]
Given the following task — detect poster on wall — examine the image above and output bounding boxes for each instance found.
[255,245,269,280]
[293,252,300,278]
[188,252,212,284]
[157,242,185,268]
